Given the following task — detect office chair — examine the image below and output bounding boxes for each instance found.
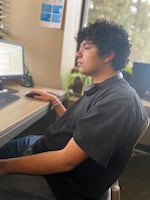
[103,180,120,200]
[132,117,150,157]
[110,180,120,200]
[104,116,150,200]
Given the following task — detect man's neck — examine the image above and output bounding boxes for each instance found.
[92,70,118,84]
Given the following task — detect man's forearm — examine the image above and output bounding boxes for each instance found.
[0,138,88,176]
[3,150,72,175]
[53,99,67,117]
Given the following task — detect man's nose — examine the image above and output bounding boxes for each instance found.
[76,49,83,58]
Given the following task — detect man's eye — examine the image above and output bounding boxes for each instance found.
[84,45,91,49]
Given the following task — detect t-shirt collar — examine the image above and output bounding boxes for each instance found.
[99,72,123,87]
[84,72,123,96]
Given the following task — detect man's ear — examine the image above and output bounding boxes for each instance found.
[104,51,115,63]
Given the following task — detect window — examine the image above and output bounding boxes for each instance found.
[0,0,8,38]
[82,0,150,64]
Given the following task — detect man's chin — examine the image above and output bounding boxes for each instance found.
[79,68,89,76]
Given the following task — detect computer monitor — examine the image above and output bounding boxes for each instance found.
[132,62,150,97]
[0,39,24,92]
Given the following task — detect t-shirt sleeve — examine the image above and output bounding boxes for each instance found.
[73,100,130,168]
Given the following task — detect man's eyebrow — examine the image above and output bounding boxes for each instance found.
[83,41,93,45]
[80,41,93,48]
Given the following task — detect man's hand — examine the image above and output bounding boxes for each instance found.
[29,89,67,117]
[29,89,57,102]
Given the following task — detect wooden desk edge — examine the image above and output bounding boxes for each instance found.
[0,83,66,147]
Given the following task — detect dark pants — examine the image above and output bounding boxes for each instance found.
[0,135,57,200]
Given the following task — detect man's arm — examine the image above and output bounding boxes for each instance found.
[0,138,88,176]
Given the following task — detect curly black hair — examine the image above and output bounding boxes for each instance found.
[77,19,131,71]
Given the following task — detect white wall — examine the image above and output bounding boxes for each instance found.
[4,0,83,89]
[60,0,83,87]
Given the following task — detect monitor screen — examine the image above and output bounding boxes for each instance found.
[0,39,24,79]
[132,62,150,97]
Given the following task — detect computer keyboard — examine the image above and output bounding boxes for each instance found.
[0,92,20,109]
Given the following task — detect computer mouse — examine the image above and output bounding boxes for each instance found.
[25,92,41,98]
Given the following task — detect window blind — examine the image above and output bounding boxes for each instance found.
[0,0,4,30]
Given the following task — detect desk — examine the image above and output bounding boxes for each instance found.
[0,83,66,147]
[0,86,150,147]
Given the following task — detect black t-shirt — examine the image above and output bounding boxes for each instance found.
[33,73,148,200]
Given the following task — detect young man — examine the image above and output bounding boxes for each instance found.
[0,19,148,200]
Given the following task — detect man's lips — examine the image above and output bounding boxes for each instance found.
[77,61,82,67]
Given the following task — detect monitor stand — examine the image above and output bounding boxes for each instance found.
[0,79,18,93]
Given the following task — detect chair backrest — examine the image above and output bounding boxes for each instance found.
[133,116,150,156]
[101,117,150,200]
[134,116,150,147]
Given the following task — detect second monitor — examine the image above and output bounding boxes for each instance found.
[132,62,150,98]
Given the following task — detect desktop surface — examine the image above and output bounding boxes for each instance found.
[0,82,66,147]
